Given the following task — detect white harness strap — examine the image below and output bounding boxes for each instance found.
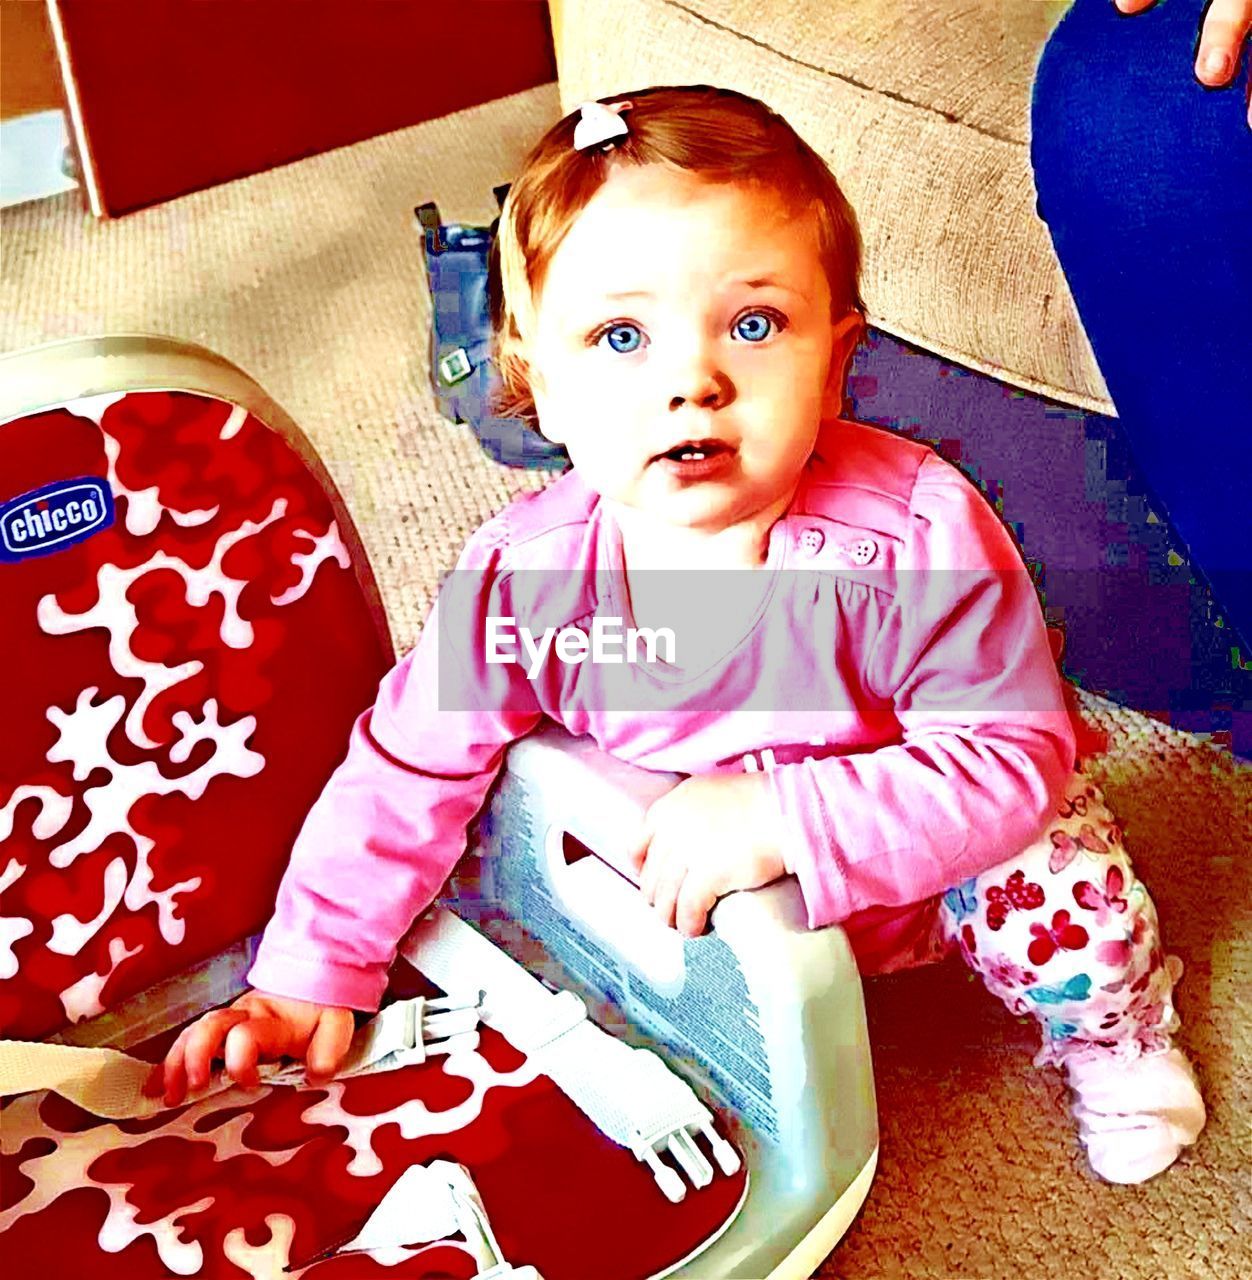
[0,1038,160,1120]
[296,1159,542,1279]
[0,913,745,1274]
[1,910,740,1202]
[0,1008,541,1279]
[0,992,476,1120]
[402,910,741,1203]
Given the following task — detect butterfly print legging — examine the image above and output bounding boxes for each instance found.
[936,770,1184,1069]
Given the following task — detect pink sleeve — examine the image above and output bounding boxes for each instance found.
[248,521,542,1010]
[772,451,1076,930]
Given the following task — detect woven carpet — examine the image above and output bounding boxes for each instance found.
[2,85,1248,1280]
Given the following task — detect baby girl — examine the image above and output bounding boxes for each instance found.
[158,85,1205,1186]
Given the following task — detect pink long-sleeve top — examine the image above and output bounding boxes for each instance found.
[249,418,1076,1008]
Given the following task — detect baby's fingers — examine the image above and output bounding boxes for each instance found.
[180,1009,250,1094]
[156,1010,246,1106]
[222,1017,293,1089]
[675,874,718,939]
[625,804,657,884]
[305,1009,356,1085]
[638,833,675,916]
[144,1052,186,1105]
[644,849,687,932]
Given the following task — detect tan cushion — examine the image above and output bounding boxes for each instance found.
[550,0,1112,413]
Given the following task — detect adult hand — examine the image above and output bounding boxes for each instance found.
[628,772,787,938]
[149,989,355,1106]
[1116,0,1252,124]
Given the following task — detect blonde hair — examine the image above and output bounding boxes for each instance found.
[489,84,865,422]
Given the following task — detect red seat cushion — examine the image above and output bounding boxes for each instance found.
[1,966,748,1278]
[1,387,390,1039]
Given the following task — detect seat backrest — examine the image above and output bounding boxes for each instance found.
[0,335,393,1040]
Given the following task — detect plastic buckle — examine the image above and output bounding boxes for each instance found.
[258,992,482,1089]
[621,1050,742,1203]
[439,347,473,386]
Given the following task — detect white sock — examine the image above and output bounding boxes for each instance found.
[1064,1047,1206,1184]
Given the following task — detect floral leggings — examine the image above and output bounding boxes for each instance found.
[935,770,1184,1070]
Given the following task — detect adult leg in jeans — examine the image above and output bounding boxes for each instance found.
[1031,0,1252,652]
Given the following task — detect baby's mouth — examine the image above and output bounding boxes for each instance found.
[651,438,735,464]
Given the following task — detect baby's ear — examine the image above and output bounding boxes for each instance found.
[823,312,865,417]
[521,363,568,446]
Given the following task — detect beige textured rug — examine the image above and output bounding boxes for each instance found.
[3,86,1248,1280]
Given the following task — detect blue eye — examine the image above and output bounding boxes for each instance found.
[734,311,778,342]
[599,323,644,354]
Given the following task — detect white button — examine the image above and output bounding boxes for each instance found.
[797,527,825,557]
[848,538,877,566]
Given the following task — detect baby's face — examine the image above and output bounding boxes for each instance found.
[524,165,851,536]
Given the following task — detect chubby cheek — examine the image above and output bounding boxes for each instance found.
[740,389,820,456]
[534,406,635,488]
[750,367,824,442]
[562,435,644,500]
[536,374,650,482]
[537,357,625,424]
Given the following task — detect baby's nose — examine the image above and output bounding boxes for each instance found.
[668,369,732,413]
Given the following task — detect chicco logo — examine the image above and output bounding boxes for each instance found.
[0,478,115,562]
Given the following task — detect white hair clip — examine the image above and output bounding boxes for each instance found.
[573,99,632,152]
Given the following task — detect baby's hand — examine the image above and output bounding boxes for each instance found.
[629,773,786,938]
[148,989,355,1107]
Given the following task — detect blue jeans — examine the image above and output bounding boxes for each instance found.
[1031,0,1252,654]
